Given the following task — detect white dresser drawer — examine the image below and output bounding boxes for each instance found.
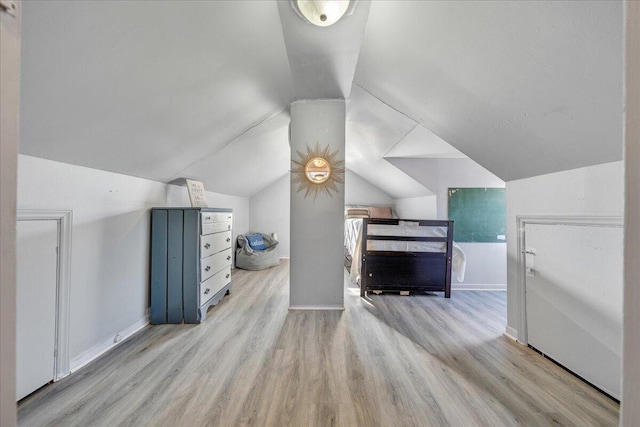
[202,221,232,236]
[200,231,232,258]
[200,248,232,281]
[201,212,233,226]
[200,266,231,304]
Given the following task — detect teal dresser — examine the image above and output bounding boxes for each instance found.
[150,208,233,324]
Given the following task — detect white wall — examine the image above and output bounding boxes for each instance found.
[17,155,250,371]
[250,174,290,257]
[505,161,624,336]
[394,196,437,220]
[18,155,164,369]
[344,169,394,206]
[456,244,507,287]
[623,1,640,424]
[1,2,20,423]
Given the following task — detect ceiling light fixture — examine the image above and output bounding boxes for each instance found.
[291,0,356,27]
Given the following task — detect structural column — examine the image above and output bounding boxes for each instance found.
[289,99,345,309]
[1,1,21,425]
[622,1,640,425]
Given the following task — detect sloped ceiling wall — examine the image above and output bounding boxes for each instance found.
[346,85,433,198]
[20,0,294,185]
[19,1,623,198]
[355,0,624,181]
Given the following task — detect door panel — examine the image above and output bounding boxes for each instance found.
[525,223,623,399]
[16,220,58,400]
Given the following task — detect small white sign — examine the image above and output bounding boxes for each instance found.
[186,179,208,207]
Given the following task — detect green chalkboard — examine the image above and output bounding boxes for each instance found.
[448,188,506,243]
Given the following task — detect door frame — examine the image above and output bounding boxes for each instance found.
[17,209,73,381]
[515,214,622,345]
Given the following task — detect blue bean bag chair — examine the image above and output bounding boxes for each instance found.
[235,233,280,270]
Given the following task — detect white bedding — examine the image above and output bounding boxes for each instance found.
[345,218,466,284]
[344,218,363,257]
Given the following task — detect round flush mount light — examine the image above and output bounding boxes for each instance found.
[292,0,355,27]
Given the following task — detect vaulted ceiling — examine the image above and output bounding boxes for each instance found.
[19,0,624,198]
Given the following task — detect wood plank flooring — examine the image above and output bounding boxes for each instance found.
[18,261,619,426]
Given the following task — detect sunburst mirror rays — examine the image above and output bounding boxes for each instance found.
[292,143,345,199]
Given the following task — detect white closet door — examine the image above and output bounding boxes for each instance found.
[16,220,58,401]
[525,223,623,399]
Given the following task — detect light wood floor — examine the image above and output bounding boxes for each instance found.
[19,261,619,426]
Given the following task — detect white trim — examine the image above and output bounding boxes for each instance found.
[70,310,149,373]
[504,326,519,342]
[516,214,622,228]
[288,305,345,311]
[279,256,290,260]
[515,214,623,345]
[17,209,73,382]
[452,283,506,291]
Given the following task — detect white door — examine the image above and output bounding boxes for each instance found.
[16,220,59,400]
[525,223,623,399]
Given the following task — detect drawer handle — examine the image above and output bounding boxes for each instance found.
[227,225,231,230]
[205,216,211,220]
[204,288,211,295]
[204,243,211,249]
[226,237,231,242]
[226,255,231,261]
[205,266,211,271]
[225,273,230,279]
[227,216,231,219]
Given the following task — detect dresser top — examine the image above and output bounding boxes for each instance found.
[151,207,233,212]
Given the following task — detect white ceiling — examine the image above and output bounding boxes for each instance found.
[355,0,624,181]
[385,126,466,159]
[174,110,291,198]
[19,1,624,198]
[346,85,433,198]
[277,0,370,99]
[20,0,294,184]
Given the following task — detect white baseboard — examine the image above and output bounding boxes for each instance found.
[289,305,345,311]
[70,310,150,373]
[504,326,519,342]
[279,256,290,260]
[452,283,506,291]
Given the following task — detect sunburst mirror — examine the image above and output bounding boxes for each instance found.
[292,143,345,199]
[305,157,331,183]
